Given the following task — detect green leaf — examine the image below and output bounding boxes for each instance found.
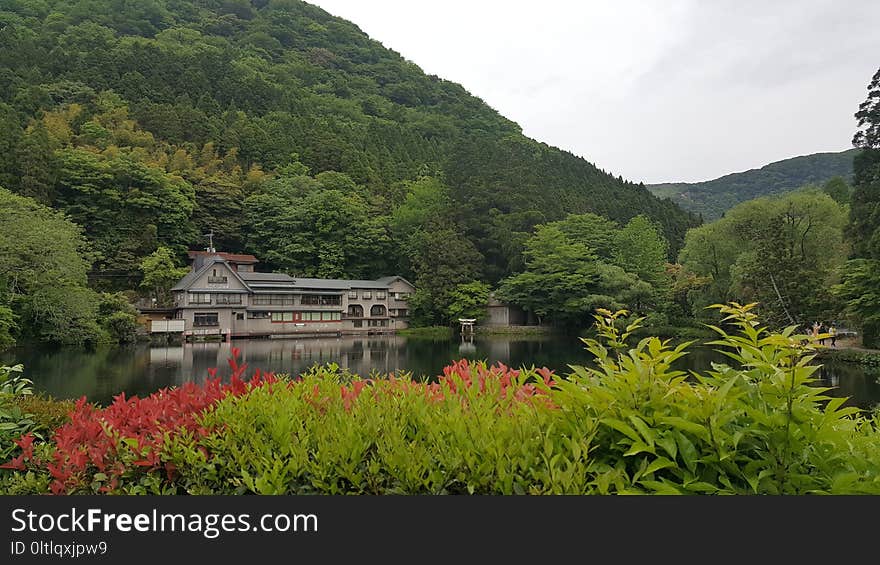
[645,457,675,475]
[600,418,641,443]
[659,417,708,438]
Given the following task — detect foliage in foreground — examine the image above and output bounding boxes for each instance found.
[2,304,880,495]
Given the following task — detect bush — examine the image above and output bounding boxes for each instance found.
[0,364,38,463]
[14,394,76,431]
[3,304,880,495]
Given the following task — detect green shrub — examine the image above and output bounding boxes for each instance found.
[163,363,567,495]
[558,304,880,494]
[0,364,37,462]
[14,394,75,431]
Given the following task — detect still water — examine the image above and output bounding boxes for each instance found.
[3,335,879,409]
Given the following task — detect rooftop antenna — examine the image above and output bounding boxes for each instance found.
[204,229,215,253]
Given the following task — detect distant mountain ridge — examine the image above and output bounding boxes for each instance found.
[648,149,859,219]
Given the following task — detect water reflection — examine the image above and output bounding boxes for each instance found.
[2,336,878,410]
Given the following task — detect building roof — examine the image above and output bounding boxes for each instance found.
[187,250,258,264]
[172,255,414,294]
[171,256,251,292]
[238,272,295,283]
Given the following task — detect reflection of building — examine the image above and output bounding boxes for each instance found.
[169,251,415,340]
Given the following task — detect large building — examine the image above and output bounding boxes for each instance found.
[170,251,414,340]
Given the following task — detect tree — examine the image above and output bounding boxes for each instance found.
[841,66,880,345]
[0,304,16,350]
[613,215,669,285]
[680,190,848,327]
[446,281,491,324]
[244,171,392,278]
[15,121,56,204]
[556,213,619,260]
[853,66,880,149]
[97,292,140,344]
[0,188,103,346]
[405,222,484,326]
[833,259,880,348]
[0,104,23,191]
[496,224,601,325]
[139,247,189,307]
[822,177,851,206]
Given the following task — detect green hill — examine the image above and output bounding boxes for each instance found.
[648,149,859,220]
[0,0,697,288]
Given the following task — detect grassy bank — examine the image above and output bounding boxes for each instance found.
[396,326,453,339]
[474,325,553,336]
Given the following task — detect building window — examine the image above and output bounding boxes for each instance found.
[208,269,228,284]
[253,294,296,305]
[301,312,341,322]
[352,320,362,328]
[376,290,386,300]
[393,292,410,300]
[247,311,271,319]
[235,312,244,321]
[362,290,372,299]
[216,294,242,304]
[368,319,388,327]
[301,295,341,306]
[370,304,387,317]
[347,304,364,318]
[394,309,408,317]
[193,313,219,327]
[188,293,211,304]
[271,312,295,322]
[348,290,358,299]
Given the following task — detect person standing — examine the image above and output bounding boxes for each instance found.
[830,325,837,348]
[819,323,827,346]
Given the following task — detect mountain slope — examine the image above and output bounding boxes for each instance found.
[0,0,697,284]
[648,149,859,220]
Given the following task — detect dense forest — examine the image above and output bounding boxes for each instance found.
[0,0,701,345]
[648,149,859,220]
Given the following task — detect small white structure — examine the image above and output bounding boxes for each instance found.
[150,320,185,333]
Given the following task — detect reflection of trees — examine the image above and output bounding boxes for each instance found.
[11,340,880,412]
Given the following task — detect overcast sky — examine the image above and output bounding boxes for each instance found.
[311,0,880,184]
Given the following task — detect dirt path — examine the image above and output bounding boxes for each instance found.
[827,336,880,354]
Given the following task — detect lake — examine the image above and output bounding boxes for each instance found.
[3,335,879,409]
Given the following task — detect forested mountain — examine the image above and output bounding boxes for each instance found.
[648,149,859,220]
[0,0,696,279]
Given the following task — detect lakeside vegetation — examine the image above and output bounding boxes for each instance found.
[395,326,452,339]
[3,303,880,495]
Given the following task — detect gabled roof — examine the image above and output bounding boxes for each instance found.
[374,275,415,288]
[171,256,250,292]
